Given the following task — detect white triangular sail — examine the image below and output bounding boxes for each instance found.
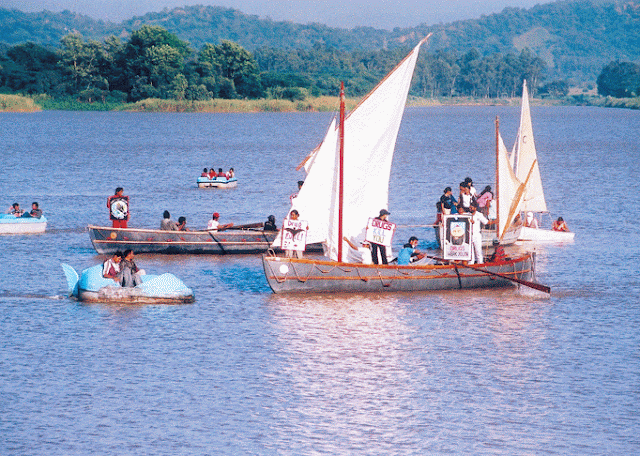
[287,38,427,261]
[497,131,523,239]
[513,80,547,213]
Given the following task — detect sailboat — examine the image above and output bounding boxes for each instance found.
[262,38,544,294]
[502,81,574,243]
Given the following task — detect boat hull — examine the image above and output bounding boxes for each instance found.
[0,215,47,234]
[262,253,535,294]
[518,226,575,242]
[197,177,238,188]
[77,287,195,304]
[481,226,520,247]
[88,225,321,255]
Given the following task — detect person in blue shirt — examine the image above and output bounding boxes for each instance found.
[397,236,425,265]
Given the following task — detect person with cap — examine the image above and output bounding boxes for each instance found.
[343,236,372,265]
[370,209,391,265]
[525,211,539,229]
[207,212,233,231]
[397,236,425,265]
[160,210,179,230]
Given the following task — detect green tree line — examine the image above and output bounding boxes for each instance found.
[1,25,575,104]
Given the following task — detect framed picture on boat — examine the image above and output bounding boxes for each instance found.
[442,215,472,261]
[281,219,309,251]
[365,218,396,247]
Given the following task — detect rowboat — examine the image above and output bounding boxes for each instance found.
[87,225,323,255]
[197,176,238,188]
[61,263,194,304]
[262,36,546,295]
[0,214,47,234]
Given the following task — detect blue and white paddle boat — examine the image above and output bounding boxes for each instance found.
[197,175,238,188]
[61,264,195,304]
[0,213,47,234]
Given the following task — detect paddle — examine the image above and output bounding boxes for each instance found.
[217,222,263,231]
[422,254,550,293]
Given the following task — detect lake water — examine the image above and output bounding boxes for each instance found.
[1,106,639,455]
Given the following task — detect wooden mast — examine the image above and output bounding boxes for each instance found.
[338,82,345,262]
[495,116,500,241]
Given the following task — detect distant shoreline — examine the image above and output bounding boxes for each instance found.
[1,94,638,113]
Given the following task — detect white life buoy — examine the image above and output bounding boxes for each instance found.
[110,199,128,220]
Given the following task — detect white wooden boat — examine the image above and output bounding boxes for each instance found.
[0,214,47,234]
[61,263,195,304]
[197,176,238,188]
[518,226,575,243]
[263,36,546,295]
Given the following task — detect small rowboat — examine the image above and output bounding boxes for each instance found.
[87,225,323,255]
[0,214,47,234]
[61,263,195,304]
[197,176,238,188]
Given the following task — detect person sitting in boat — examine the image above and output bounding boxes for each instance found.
[263,215,278,231]
[525,211,539,229]
[228,168,235,178]
[6,202,24,217]
[119,249,144,288]
[28,202,43,218]
[207,212,233,231]
[177,216,189,231]
[397,236,425,265]
[469,204,489,264]
[208,168,217,179]
[216,168,227,179]
[489,239,508,262]
[343,236,372,265]
[552,217,569,232]
[160,210,179,230]
[201,168,209,177]
[102,251,123,282]
[370,209,391,265]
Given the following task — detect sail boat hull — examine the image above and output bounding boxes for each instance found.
[263,253,534,294]
[518,226,575,242]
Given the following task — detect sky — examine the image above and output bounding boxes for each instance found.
[2,0,553,30]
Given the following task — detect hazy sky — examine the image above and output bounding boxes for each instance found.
[3,0,553,29]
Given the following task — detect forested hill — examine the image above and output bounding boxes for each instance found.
[1,0,639,82]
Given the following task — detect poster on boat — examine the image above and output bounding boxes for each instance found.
[442,215,472,261]
[281,219,309,251]
[365,218,396,247]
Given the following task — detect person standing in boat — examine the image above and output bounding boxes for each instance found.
[476,186,493,217]
[102,251,123,282]
[290,180,304,205]
[160,210,179,230]
[107,187,129,228]
[439,187,458,213]
[370,209,391,265]
[469,204,489,264]
[119,249,144,287]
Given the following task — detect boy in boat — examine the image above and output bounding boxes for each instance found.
[552,217,569,232]
[6,202,24,217]
[160,210,179,230]
[397,236,425,265]
[28,202,43,218]
[207,212,233,231]
[102,251,123,282]
[177,216,189,231]
[119,249,144,287]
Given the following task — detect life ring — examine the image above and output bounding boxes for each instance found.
[110,198,128,220]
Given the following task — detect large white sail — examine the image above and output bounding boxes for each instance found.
[497,131,523,239]
[290,38,427,261]
[513,80,547,213]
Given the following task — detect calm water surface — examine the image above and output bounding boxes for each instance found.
[1,107,639,455]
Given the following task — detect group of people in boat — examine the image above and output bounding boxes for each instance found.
[5,202,43,218]
[102,249,145,287]
[200,167,235,180]
[159,210,235,232]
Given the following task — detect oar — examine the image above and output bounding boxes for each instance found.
[465,264,550,293]
[423,254,550,293]
[218,222,263,231]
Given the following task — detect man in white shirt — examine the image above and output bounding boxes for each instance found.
[469,204,488,264]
